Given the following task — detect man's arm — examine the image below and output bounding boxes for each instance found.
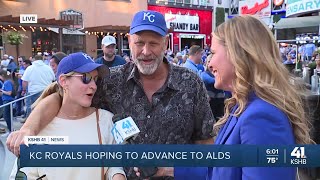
[21,81,28,95]
[6,93,62,156]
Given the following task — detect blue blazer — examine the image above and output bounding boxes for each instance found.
[207,93,296,180]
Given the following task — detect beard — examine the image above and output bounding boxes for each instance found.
[134,54,163,75]
[104,52,115,59]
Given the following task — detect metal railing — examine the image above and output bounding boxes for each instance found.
[0,93,37,132]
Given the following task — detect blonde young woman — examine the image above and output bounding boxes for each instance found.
[10,52,125,180]
[206,15,312,180]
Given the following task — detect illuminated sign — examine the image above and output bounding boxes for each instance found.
[180,34,205,39]
[286,0,320,17]
[239,0,271,18]
[60,9,84,30]
[165,14,199,33]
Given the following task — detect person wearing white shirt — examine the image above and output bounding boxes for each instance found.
[21,54,55,118]
[1,54,10,69]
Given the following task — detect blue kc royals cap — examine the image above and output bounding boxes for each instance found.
[130,10,168,36]
[56,52,109,80]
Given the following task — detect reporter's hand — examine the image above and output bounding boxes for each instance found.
[112,173,126,180]
[6,128,35,156]
[134,167,173,179]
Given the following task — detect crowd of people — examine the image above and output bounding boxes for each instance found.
[280,43,319,65]
[0,10,314,180]
[0,51,67,137]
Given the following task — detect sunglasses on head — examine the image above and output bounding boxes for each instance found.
[67,72,99,84]
[15,157,46,180]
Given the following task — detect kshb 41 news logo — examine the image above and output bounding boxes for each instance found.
[290,147,307,165]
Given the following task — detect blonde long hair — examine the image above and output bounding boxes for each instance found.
[32,81,63,109]
[212,15,312,144]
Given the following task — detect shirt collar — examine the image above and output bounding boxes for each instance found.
[186,59,197,67]
[126,58,181,91]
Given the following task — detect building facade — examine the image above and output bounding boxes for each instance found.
[0,0,147,58]
[148,0,213,52]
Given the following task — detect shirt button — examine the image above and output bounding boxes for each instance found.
[147,115,151,119]
[145,134,148,138]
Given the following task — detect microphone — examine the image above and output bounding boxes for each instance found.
[111,114,140,144]
[111,114,158,179]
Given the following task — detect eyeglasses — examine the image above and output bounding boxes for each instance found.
[15,157,46,180]
[67,73,99,84]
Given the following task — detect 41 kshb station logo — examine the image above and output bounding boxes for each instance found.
[290,147,306,165]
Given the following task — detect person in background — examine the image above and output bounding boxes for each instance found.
[283,54,294,64]
[197,61,205,72]
[10,52,125,180]
[95,35,126,67]
[7,56,18,73]
[21,55,55,118]
[0,70,15,137]
[206,15,312,180]
[183,45,203,74]
[51,48,58,55]
[204,44,210,55]
[181,45,189,55]
[7,10,214,180]
[182,54,188,65]
[1,54,10,69]
[279,44,287,61]
[49,52,67,74]
[15,56,26,117]
[123,54,131,63]
[22,59,32,70]
[43,52,51,65]
[20,59,32,119]
[172,57,179,65]
[305,42,316,63]
[200,54,226,118]
[175,52,183,65]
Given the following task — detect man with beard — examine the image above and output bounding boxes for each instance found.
[95,35,126,67]
[7,10,214,180]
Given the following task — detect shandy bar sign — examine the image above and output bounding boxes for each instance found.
[286,0,320,17]
[165,13,199,33]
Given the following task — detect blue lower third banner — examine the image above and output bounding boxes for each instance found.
[20,145,320,167]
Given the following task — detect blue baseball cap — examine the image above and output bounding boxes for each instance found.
[56,52,109,81]
[130,10,168,36]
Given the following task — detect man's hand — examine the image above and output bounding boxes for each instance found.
[6,128,35,156]
[134,167,173,179]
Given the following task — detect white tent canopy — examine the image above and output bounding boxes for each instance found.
[275,16,320,29]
